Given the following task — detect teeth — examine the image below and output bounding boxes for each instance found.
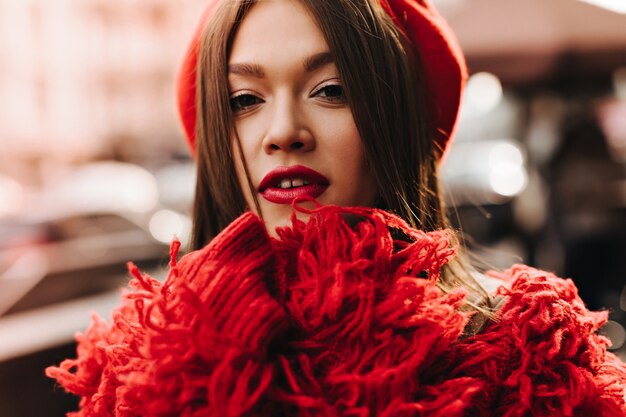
[276,178,308,189]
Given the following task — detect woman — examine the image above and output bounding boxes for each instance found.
[47,0,626,416]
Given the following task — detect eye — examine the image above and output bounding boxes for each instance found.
[312,83,346,103]
[230,93,264,112]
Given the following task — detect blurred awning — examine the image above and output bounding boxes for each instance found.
[435,0,626,84]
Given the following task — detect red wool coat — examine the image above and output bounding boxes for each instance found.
[47,205,626,417]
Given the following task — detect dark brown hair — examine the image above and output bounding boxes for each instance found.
[191,0,493,316]
[193,0,444,243]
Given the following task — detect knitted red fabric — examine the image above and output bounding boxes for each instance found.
[436,266,626,417]
[47,212,288,416]
[47,205,626,416]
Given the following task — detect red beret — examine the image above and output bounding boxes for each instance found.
[176,0,467,159]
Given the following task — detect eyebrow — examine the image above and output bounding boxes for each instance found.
[303,51,334,72]
[228,51,334,78]
[228,62,265,78]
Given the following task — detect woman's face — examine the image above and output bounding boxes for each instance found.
[228,0,378,235]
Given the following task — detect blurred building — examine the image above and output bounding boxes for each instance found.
[0,0,204,173]
[436,0,626,86]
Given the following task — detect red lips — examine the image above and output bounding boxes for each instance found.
[258,165,329,204]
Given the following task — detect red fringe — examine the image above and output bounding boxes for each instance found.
[47,204,626,416]
[47,212,288,416]
[445,266,626,416]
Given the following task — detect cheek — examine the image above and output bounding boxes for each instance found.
[322,117,378,205]
[230,133,243,179]
[319,111,362,155]
[332,119,368,172]
[231,135,255,209]
[232,116,264,171]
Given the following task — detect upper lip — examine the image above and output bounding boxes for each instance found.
[258,165,329,191]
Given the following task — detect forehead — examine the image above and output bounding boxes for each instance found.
[228,0,329,63]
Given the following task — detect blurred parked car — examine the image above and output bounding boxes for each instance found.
[0,161,194,416]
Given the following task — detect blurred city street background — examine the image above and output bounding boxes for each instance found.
[0,0,625,415]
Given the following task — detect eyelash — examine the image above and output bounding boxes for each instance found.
[230,93,264,112]
[312,82,346,103]
[229,81,346,112]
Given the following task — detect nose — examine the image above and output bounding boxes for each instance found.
[262,97,315,153]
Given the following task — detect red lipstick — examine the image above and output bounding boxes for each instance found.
[259,165,329,204]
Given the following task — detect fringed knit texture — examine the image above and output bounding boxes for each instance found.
[47,212,289,417]
[443,266,626,417]
[47,203,626,417]
[270,204,484,416]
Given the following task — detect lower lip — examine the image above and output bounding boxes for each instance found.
[261,184,328,204]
